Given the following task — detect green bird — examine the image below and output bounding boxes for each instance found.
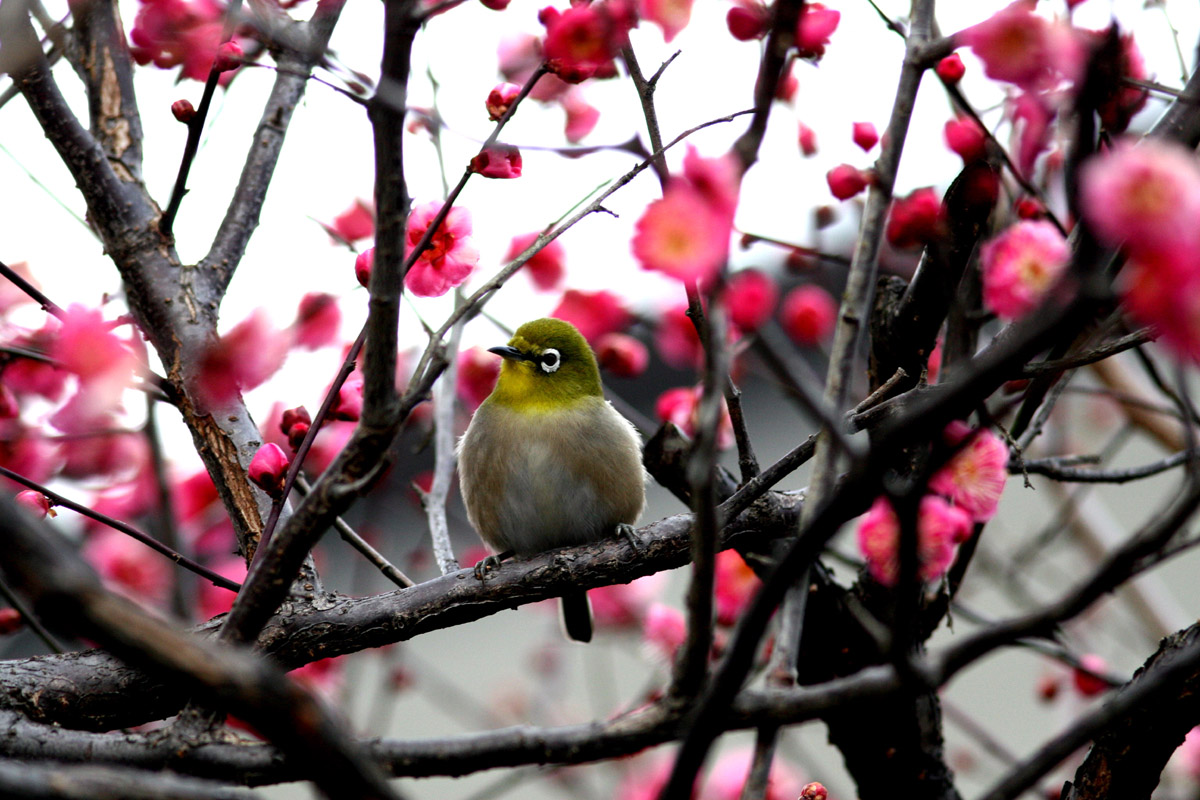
[457,318,645,642]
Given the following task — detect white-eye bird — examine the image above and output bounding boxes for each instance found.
[457,318,645,643]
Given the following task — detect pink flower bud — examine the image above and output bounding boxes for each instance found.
[280,406,311,438]
[726,1,769,40]
[1015,197,1045,219]
[1072,654,1111,697]
[886,187,945,249]
[486,82,521,121]
[796,3,840,59]
[249,443,289,495]
[354,248,374,288]
[562,91,600,143]
[944,116,987,162]
[596,333,648,378]
[293,293,341,351]
[935,53,965,84]
[470,144,523,178]
[798,122,818,157]
[800,782,829,800]
[507,233,565,291]
[826,164,868,200]
[852,121,879,151]
[15,490,53,518]
[171,98,196,123]
[781,285,836,346]
[327,199,374,244]
[725,269,778,332]
[480,0,510,8]
[331,375,363,422]
[286,421,310,451]
[212,41,243,73]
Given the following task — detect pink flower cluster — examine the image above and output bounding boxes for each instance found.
[857,423,1008,586]
[1081,140,1200,361]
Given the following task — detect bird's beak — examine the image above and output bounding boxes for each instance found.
[488,345,531,362]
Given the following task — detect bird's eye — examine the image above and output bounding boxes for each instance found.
[539,348,561,373]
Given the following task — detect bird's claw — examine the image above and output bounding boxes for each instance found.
[616,523,642,550]
[473,554,503,581]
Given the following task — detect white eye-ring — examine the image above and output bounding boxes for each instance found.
[539,348,561,373]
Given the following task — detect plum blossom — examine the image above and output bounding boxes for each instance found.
[171,98,196,123]
[725,269,778,332]
[714,550,759,626]
[1072,653,1111,697]
[654,303,703,369]
[550,289,630,343]
[929,422,1009,522]
[15,490,53,518]
[506,233,565,291]
[640,0,692,42]
[540,1,635,83]
[944,116,987,163]
[857,495,972,586]
[83,530,170,608]
[936,54,965,84]
[961,1,1082,90]
[796,3,840,59]
[886,188,944,249]
[404,202,479,297]
[826,164,868,200]
[655,386,733,449]
[727,0,769,41]
[291,293,341,350]
[196,309,290,406]
[590,573,666,629]
[596,333,649,378]
[780,285,836,346]
[470,144,522,179]
[354,248,374,288]
[562,90,601,142]
[129,0,249,83]
[980,220,1070,319]
[50,305,138,429]
[852,121,879,152]
[485,82,521,121]
[249,443,289,495]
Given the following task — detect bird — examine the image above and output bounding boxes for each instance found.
[457,317,645,642]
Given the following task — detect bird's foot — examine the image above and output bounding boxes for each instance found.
[616,523,642,550]
[473,551,511,581]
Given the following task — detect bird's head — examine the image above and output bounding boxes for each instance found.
[486,318,603,411]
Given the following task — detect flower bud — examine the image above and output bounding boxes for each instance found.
[936,53,965,84]
[249,443,289,496]
[486,83,521,121]
[15,490,53,518]
[212,41,243,73]
[171,98,196,123]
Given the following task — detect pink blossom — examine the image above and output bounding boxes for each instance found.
[550,289,630,342]
[886,188,945,249]
[642,602,686,663]
[331,374,363,422]
[457,346,500,411]
[596,333,649,378]
[798,122,818,157]
[780,285,836,346]
[50,305,137,425]
[633,188,732,284]
[936,53,965,84]
[725,269,778,332]
[173,469,221,526]
[326,197,372,242]
[129,0,241,83]
[498,33,572,104]
[486,82,521,121]
[61,432,149,481]
[961,1,1082,90]
[944,117,987,163]
[856,495,972,586]
[1010,92,1053,178]
[83,530,170,607]
[654,303,703,369]
[354,247,374,288]
[1119,255,1200,362]
[682,146,741,221]
[562,90,600,142]
[506,233,565,291]
[249,443,289,495]
[980,220,1070,320]
[852,121,879,152]
[470,144,522,179]
[212,40,242,72]
[826,164,868,200]
[196,310,290,406]
[930,422,1009,522]
[702,747,803,800]
[796,3,840,59]
[541,2,634,83]
[1072,653,1111,697]
[714,550,759,626]
[3,324,68,402]
[655,386,733,449]
[727,1,769,41]
[15,490,53,518]
[590,573,666,629]
[292,293,341,350]
[1080,140,1200,260]
[404,202,479,298]
[640,0,692,42]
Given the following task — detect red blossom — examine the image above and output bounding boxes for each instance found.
[936,53,965,84]
[480,0,510,7]
[654,303,703,369]
[550,289,630,342]
[780,285,836,345]
[354,248,374,288]
[852,121,879,152]
[196,309,290,407]
[292,293,341,350]
[857,495,972,586]
[886,187,945,249]
[486,83,521,121]
[796,3,840,59]
[595,333,649,378]
[0,608,23,635]
[331,375,363,421]
[248,442,289,495]
[470,144,523,179]
[726,0,769,41]
[562,90,600,143]
[826,164,868,200]
[725,269,778,332]
[655,385,733,449]
[506,233,566,291]
[541,2,635,83]
[944,116,987,162]
[326,199,374,244]
[962,1,1082,90]
[404,202,479,297]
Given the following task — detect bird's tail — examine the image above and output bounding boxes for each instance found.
[560,590,593,643]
